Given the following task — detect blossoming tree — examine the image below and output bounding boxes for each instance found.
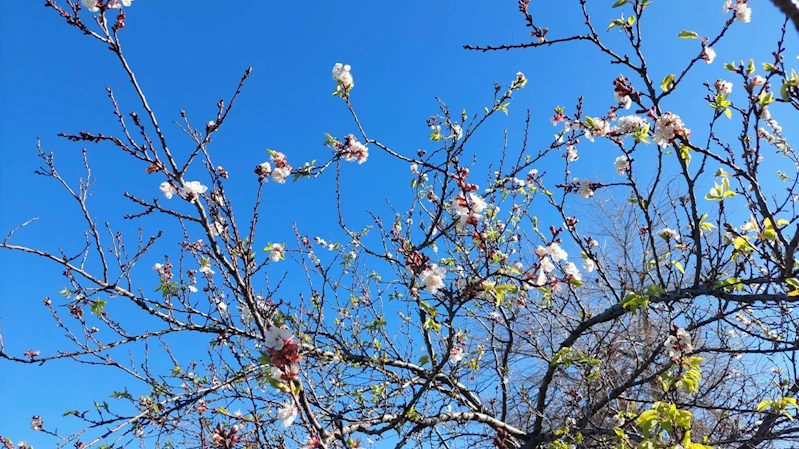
[2,1,799,449]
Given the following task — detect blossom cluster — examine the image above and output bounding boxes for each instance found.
[653,112,691,147]
[665,326,694,359]
[81,0,133,12]
[255,151,293,184]
[332,63,354,96]
[338,134,369,164]
[451,192,488,227]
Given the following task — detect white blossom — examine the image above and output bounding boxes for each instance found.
[614,91,632,110]
[563,262,581,281]
[566,144,579,162]
[715,79,733,94]
[31,416,43,431]
[182,181,208,197]
[724,0,751,23]
[199,265,215,276]
[420,264,446,294]
[277,401,298,428]
[616,115,648,135]
[332,63,354,90]
[664,327,693,358]
[658,228,681,241]
[269,243,285,262]
[614,155,630,175]
[540,256,555,273]
[546,243,568,263]
[449,347,465,364]
[264,326,294,351]
[272,166,291,183]
[578,179,595,199]
[583,258,596,273]
[751,75,766,86]
[702,46,717,64]
[654,112,690,147]
[81,0,100,12]
[160,182,177,199]
[451,123,464,140]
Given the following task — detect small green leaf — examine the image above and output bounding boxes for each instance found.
[661,74,676,92]
[91,299,107,316]
[612,0,628,6]
[678,30,699,39]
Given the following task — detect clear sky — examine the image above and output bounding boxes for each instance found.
[1,0,797,447]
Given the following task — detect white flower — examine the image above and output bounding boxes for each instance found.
[277,401,298,428]
[546,243,568,263]
[160,182,177,199]
[31,416,43,431]
[563,262,581,281]
[702,46,716,64]
[665,327,693,358]
[614,92,632,110]
[578,179,595,199]
[751,75,766,86]
[264,326,294,351]
[585,117,611,141]
[269,243,285,262]
[188,285,198,293]
[332,63,354,89]
[724,0,751,23]
[121,0,133,6]
[566,144,579,162]
[616,115,647,135]
[611,414,626,428]
[469,193,487,214]
[715,79,733,94]
[658,228,681,241]
[420,264,446,294]
[653,112,689,147]
[583,258,596,273]
[540,256,555,274]
[614,155,630,175]
[451,193,487,226]
[182,181,208,197]
[759,107,771,121]
[153,263,163,271]
[217,301,228,313]
[410,163,419,174]
[199,265,215,276]
[535,246,548,257]
[340,135,369,164]
[449,346,465,364]
[451,123,464,140]
[81,0,100,12]
[270,166,290,184]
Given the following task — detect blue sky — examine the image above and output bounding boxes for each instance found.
[1,0,797,447]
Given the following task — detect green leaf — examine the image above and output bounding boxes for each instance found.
[418,355,430,366]
[673,261,685,274]
[678,30,699,39]
[608,18,625,31]
[724,62,737,72]
[612,0,628,7]
[91,299,107,316]
[661,74,676,92]
[724,108,732,119]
